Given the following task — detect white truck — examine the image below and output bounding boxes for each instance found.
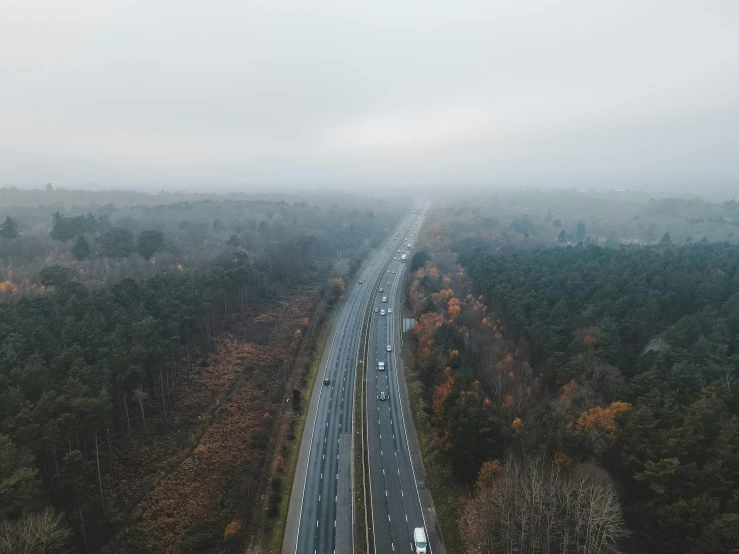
[413,527,427,553]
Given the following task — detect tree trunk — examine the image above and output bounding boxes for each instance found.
[78,503,89,554]
[123,394,131,436]
[94,431,104,509]
[107,428,113,476]
[159,366,167,422]
[135,393,147,436]
[53,447,60,476]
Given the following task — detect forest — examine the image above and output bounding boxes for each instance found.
[0,187,395,296]
[405,195,739,554]
[0,187,403,553]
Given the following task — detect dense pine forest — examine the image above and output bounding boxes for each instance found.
[406,193,739,554]
[0,188,403,553]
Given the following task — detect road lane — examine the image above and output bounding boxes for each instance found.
[285,211,421,554]
[367,206,445,554]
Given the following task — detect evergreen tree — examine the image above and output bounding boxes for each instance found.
[410,251,430,271]
[71,235,91,260]
[0,434,44,517]
[576,221,586,242]
[39,265,73,287]
[101,228,136,258]
[0,215,19,239]
[137,230,165,260]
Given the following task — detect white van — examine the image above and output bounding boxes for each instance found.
[413,527,427,553]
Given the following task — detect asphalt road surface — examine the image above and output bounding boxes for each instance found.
[284,210,423,554]
[366,210,445,554]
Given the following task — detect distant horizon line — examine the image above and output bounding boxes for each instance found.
[1,182,737,202]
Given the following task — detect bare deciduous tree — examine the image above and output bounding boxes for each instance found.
[0,508,69,554]
[464,455,627,554]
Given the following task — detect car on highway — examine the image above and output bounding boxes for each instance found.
[391,271,395,274]
[380,309,386,316]
[359,280,363,284]
[386,345,392,352]
[374,307,379,313]
[393,257,397,260]
[323,378,330,385]
[388,308,392,314]
[378,287,384,293]
[379,391,386,401]
[414,527,427,554]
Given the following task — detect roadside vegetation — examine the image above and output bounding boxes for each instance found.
[404,192,739,554]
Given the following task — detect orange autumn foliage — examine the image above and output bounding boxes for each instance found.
[503,394,514,411]
[576,401,632,437]
[448,297,462,319]
[224,520,240,540]
[476,459,502,490]
[559,380,580,399]
[0,280,19,295]
[432,367,454,423]
[414,312,443,360]
[328,277,345,297]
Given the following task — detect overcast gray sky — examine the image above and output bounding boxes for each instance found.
[1,0,738,193]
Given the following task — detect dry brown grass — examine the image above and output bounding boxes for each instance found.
[109,290,323,553]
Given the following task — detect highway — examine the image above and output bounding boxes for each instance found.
[284,210,423,554]
[366,208,445,554]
